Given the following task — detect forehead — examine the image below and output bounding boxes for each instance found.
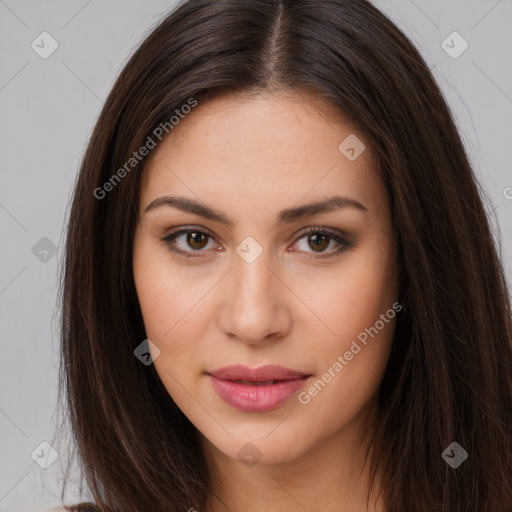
[139,90,385,216]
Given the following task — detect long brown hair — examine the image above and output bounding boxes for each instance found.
[54,0,512,510]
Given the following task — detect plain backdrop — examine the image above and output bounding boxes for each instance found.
[0,0,511,510]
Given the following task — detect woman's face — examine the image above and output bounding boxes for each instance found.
[133,91,399,468]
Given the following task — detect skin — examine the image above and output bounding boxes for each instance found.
[133,90,399,512]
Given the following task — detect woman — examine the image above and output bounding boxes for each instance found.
[51,0,512,510]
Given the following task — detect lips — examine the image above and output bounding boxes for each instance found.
[208,364,310,382]
[207,365,311,412]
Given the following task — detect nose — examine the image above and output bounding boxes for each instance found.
[216,249,292,345]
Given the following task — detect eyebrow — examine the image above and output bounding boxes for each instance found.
[144,194,367,227]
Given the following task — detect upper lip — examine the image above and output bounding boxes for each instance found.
[208,364,310,382]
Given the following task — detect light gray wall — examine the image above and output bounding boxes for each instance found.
[1,1,510,510]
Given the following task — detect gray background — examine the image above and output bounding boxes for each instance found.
[0,1,511,510]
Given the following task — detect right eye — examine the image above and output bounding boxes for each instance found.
[161,228,221,259]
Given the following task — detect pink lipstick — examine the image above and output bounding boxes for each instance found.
[207,364,311,412]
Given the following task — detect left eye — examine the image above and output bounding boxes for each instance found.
[161,227,351,259]
[293,230,343,254]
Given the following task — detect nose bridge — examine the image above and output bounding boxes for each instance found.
[232,242,276,310]
[218,240,290,343]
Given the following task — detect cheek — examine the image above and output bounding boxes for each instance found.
[134,229,192,334]
[293,281,397,436]
[133,235,215,375]
[133,241,216,424]
[134,267,179,341]
[133,233,176,341]
[297,243,397,342]
[299,240,398,391]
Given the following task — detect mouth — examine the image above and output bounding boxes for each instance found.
[206,365,312,412]
[230,379,284,386]
[207,364,310,382]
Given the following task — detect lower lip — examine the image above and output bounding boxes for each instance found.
[208,374,310,412]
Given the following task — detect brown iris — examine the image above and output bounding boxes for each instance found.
[187,231,208,250]
[308,233,329,252]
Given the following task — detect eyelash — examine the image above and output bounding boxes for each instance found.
[160,226,352,261]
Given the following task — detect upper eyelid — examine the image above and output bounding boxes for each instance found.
[165,225,345,240]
